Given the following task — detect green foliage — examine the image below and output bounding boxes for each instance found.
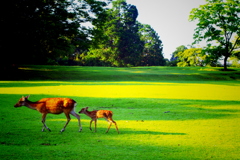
[169,45,188,66]
[88,0,142,66]
[1,0,110,66]
[176,48,205,67]
[189,0,240,70]
[202,45,225,67]
[138,23,165,66]
[88,0,165,67]
[80,48,113,66]
[229,56,240,68]
[1,0,165,67]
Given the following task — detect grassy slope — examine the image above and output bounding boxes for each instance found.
[1,65,240,81]
[0,66,240,160]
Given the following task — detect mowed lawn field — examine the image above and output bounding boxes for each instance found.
[0,66,240,160]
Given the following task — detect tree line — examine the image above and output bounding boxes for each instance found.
[79,0,165,67]
[1,0,239,69]
[1,0,165,68]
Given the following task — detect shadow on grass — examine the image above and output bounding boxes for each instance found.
[1,65,240,81]
[0,94,239,123]
[76,97,240,120]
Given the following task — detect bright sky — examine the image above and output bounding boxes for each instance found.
[126,0,207,60]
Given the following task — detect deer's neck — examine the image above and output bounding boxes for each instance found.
[25,100,43,110]
[84,110,96,118]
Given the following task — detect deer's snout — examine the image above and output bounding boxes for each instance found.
[14,103,21,107]
[78,109,84,114]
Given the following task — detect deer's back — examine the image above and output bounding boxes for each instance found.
[38,98,76,114]
[96,110,113,118]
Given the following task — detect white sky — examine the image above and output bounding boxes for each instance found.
[126,0,207,60]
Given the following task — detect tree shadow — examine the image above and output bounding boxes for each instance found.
[1,94,240,122]
[1,65,240,82]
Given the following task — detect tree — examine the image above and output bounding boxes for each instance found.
[87,0,143,66]
[189,0,240,70]
[138,23,165,66]
[1,0,110,68]
[201,45,224,66]
[169,45,187,66]
[176,48,205,67]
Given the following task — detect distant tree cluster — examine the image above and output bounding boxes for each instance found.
[170,45,206,67]
[1,0,165,68]
[74,0,165,67]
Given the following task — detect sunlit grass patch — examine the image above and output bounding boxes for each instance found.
[70,117,239,159]
[50,117,240,150]
[118,117,240,159]
[1,82,239,100]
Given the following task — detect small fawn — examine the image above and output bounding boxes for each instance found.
[14,95,82,132]
[79,107,119,134]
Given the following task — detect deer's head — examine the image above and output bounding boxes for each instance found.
[14,95,30,108]
[78,107,89,114]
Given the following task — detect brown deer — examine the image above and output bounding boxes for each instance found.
[79,107,119,134]
[14,95,82,132]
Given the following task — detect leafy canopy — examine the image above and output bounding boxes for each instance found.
[189,0,240,70]
[176,48,204,67]
[1,0,111,66]
[138,23,164,66]
[85,0,164,67]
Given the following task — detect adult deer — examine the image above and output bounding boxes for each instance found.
[14,95,82,132]
[79,107,119,134]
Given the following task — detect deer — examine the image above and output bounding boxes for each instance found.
[14,95,82,132]
[78,107,119,134]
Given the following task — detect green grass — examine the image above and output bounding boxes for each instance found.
[0,66,240,160]
[2,65,240,81]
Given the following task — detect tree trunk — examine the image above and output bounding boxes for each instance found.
[223,56,228,71]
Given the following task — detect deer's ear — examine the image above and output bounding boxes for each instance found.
[25,95,30,99]
[86,107,89,109]
[22,96,25,100]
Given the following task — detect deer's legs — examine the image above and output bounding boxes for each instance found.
[105,119,120,134]
[89,119,93,131]
[41,113,51,132]
[106,122,112,133]
[89,119,97,132]
[113,121,120,134]
[61,113,71,133]
[94,119,97,132]
[70,110,82,132]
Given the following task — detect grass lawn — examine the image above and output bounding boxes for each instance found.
[0,66,240,160]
